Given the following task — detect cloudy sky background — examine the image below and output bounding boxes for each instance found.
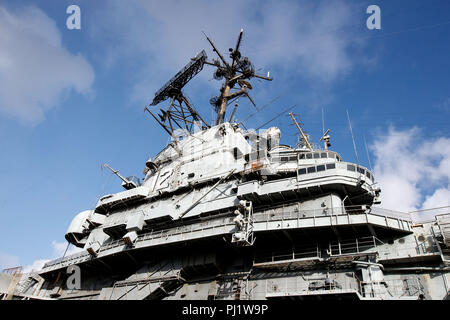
[0,0,449,271]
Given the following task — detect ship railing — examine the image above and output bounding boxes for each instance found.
[435,213,450,222]
[252,204,412,223]
[329,236,383,256]
[370,207,412,221]
[264,274,423,299]
[377,242,441,261]
[43,204,413,270]
[362,277,424,298]
[42,250,90,269]
[264,274,361,296]
[409,207,450,224]
[100,217,237,252]
[253,244,321,265]
[99,205,412,254]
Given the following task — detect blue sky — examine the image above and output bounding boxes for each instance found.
[0,0,449,270]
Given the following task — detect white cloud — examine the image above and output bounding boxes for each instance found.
[422,188,450,209]
[22,240,83,273]
[0,252,20,270]
[92,0,366,104]
[22,259,50,274]
[51,240,82,257]
[372,126,450,221]
[0,5,94,125]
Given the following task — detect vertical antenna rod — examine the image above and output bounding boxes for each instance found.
[363,135,373,171]
[346,109,359,165]
[322,107,325,135]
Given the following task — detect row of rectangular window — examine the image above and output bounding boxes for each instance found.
[298,163,336,175]
[346,164,373,180]
[276,152,341,162]
[298,163,374,182]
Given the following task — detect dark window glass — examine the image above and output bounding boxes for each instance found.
[358,167,365,174]
[289,156,297,161]
[307,166,316,173]
[298,168,306,175]
[306,153,312,159]
[188,173,195,178]
[313,153,320,159]
[317,165,325,172]
[326,163,336,170]
[321,153,327,158]
[366,171,371,179]
[347,164,356,171]
[299,154,305,159]
[281,157,288,162]
[233,147,240,159]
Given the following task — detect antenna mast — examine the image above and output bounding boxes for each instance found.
[322,107,325,135]
[203,29,273,125]
[346,109,360,166]
[320,107,331,150]
[289,112,313,151]
[363,135,373,171]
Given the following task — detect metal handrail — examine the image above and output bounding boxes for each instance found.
[44,205,412,270]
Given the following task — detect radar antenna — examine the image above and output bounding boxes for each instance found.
[320,129,331,150]
[203,29,273,125]
[146,50,210,136]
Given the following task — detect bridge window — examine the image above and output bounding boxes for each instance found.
[347,164,356,172]
[307,166,316,173]
[358,167,365,175]
[321,153,327,158]
[313,153,320,159]
[299,154,305,159]
[366,171,371,179]
[298,168,306,175]
[281,157,288,162]
[317,165,325,172]
[326,163,336,169]
[306,153,312,159]
[289,156,297,161]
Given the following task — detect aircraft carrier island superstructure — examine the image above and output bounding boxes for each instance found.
[3,30,450,300]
